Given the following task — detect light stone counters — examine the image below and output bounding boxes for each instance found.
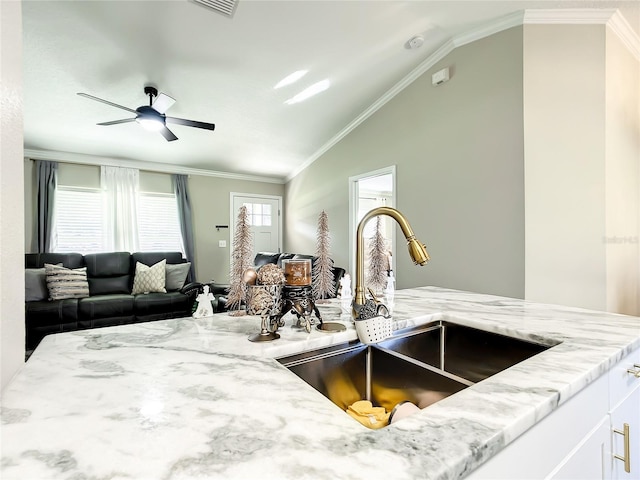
[2,286,640,480]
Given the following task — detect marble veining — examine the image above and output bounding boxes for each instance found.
[2,286,639,480]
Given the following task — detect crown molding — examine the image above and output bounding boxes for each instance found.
[289,8,639,182]
[523,8,640,61]
[608,10,640,61]
[24,149,286,184]
[523,8,617,25]
[454,10,524,48]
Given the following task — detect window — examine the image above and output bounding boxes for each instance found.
[53,188,184,255]
[137,192,185,254]
[53,187,104,254]
[244,202,272,227]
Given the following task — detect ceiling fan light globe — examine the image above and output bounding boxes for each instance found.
[137,117,164,131]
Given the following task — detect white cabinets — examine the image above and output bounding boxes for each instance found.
[468,347,640,480]
[548,418,611,480]
[609,349,640,479]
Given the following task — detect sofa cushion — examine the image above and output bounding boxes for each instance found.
[45,264,90,300]
[25,268,48,302]
[134,292,190,318]
[84,252,132,295]
[78,294,135,322]
[132,251,184,267]
[165,262,191,291]
[25,298,80,350]
[26,253,83,269]
[26,298,79,328]
[132,260,166,294]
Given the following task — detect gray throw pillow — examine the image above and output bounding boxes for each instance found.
[165,262,191,291]
[25,268,48,302]
[45,263,90,300]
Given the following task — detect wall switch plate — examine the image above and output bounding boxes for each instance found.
[218,240,227,248]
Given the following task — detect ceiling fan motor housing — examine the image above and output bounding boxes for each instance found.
[144,86,159,99]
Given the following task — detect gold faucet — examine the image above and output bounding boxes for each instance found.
[353,207,430,318]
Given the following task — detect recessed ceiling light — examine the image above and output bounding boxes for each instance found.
[274,70,308,89]
[285,80,330,105]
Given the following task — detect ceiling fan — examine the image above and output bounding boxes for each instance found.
[77,86,215,142]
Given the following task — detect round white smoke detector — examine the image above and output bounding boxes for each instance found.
[407,35,424,49]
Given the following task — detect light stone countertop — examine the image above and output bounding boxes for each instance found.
[2,286,640,480]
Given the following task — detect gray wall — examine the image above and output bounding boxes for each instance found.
[23,161,284,284]
[285,27,525,298]
[189,175,283,284]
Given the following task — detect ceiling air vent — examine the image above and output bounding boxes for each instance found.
[190,0,238,18]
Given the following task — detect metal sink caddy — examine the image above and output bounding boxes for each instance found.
[277,320,557,425]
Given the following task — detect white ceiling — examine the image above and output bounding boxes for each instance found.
[22,1,639,181]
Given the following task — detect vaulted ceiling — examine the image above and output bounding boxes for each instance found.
[22,1,639,181]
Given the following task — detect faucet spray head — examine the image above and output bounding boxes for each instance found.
[407,237,430,265]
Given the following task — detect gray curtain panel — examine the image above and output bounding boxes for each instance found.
[173,174,196,282]
[35,160,58,253]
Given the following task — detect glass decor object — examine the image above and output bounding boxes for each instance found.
[282,259,312,286]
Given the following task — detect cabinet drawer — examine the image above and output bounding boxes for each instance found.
[609,347,640,410]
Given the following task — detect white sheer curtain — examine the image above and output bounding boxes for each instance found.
[101,166,140,252]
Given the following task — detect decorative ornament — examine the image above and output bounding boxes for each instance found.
[256,263,285,285]
[227,205,253,316]
[193,285,215,319]
[243,268,257,285]
[367,216,389,295]
[312,210,335,302]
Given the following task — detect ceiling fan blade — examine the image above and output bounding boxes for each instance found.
[77,93,137,114]
[166,116,215,131]
[96,118,136,126]
[152,93,176,114]
[159,126,178,142]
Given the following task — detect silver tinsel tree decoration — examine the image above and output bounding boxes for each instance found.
[367,216,388,295]
[312,210,335,302]
[227,205,253,315]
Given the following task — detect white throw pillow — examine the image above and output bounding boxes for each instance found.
[44,263,90,301]
[131,259,167,295]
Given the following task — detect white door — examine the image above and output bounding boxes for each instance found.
[230,193,282,255]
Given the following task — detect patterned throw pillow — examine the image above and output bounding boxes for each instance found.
[44,263,90,301]
[131,259,167,295]
[165,262,191,291]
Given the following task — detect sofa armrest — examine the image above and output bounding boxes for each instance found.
[181,281,202,294]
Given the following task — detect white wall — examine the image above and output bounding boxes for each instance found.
[1,0,26,391]
[523,25,607,311]
[524,24,640,315]
[605,28,640,315]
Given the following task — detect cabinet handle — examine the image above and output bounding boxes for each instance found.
[627,364,640,378]
[614,423,631,473]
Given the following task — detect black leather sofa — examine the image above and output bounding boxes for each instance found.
[25,251,201,351]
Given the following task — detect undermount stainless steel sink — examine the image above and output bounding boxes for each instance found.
[277,320,556,425]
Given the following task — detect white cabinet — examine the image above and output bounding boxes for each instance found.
[468,347,640,480]
[547,418,611,480]
[609,349,640,480]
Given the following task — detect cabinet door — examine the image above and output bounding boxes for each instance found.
[548,417,611,480]
[610,386,640,480]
